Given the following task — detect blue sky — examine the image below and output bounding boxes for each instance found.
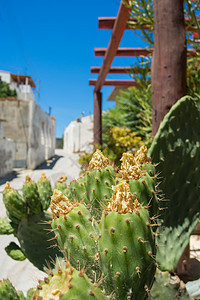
[0,0,146,137]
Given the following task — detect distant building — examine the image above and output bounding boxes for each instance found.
[0,119,15,177]
[64,115,93,153]
[0,71,56,172]
[0,70,36,101]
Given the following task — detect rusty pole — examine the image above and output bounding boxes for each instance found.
[151,0,187,137]
[151,0,188,275]
[93,91,102,146]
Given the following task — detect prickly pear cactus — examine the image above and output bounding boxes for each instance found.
[5,242,26,261]
[22,175,42,214]
[51,190,99,276]
[3,182,28,224]
[33,259,107,300]
[0,279,20,300]
[118,148,158,218]
[0,174,60,271]
[98,181,156,300]
[149,96,200,272]
[150,270,192,299]
[37,173,53,210]
[0,217,15,234]
[54,176,69,195]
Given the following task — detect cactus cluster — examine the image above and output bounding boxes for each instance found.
[1,96,200,299]
[47,146,157,299]
[0,173,60,270]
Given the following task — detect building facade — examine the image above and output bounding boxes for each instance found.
[64,115,93,153]
[0,71,56,172]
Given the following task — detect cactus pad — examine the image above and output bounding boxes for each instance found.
[34,260,107,299]
[99,182,156,299]
[37,173,53,210]
[149,96,200,271]
[0,279,20,300]
[17,212,60,270]
[22,175,42,214]
[5,242,26,261]
[51,190,98,273]
[150,270,192,299]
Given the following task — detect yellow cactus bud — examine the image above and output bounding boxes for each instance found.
[4,182,11,191]
[107,181,141,214]
[134,145,151,165]
[119,153,143,180]
[25,175,33,183]
[50,189,75,218]
[39,173,48,181]
[88,149,109,171]
[57,176,67,183]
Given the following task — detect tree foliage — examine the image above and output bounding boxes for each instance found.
[0,77,17,98]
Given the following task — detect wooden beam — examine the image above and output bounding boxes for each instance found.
[98,16,200,31]
[94,0,132,93]
[91,66,150,74]
[94,91,102,145]
[89,79,139,87]
[95,47,200,57]
[94,47,153,57]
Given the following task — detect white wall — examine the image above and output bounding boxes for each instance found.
[0,138,15,177]
[27,101,56,169]
[0,70,35,101]
[64,115,93,153]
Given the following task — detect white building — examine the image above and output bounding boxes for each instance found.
[0,71,56,172]
[64,115,93,153]
[0,70,35,101]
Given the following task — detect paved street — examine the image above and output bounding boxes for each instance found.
[0,149,81,294]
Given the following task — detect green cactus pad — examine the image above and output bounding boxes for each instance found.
[3,189,27,224]
[149,96,200,271]
[150,270,192,299]
[54,176,68,195]
[37,173,53,210]
[85,166,116,216]
[128,172,158,218]
[17,212,60,271]
[99,208,156,299]
[22,175,42,214]
[17,290,26,300]
[0,218,15,234]
[26,288,36,300]
[35,261,106,300]
[51,203,98,273]
[0,279,20,300]
[68,175,87,203]
[5,242,26,261]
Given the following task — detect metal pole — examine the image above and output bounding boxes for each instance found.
[93,91,102,146]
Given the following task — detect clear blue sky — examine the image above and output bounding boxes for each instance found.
[0,0,146,138]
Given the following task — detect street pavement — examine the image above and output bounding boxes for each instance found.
[0,149,81,295]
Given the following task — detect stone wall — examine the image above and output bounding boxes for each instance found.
[0,138,15,177]
[0,98,56,170]
[64,115,93,153]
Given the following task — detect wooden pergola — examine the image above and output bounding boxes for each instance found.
[89,0,198,145]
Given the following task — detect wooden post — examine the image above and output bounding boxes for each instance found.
[93,91,102,146]
[151,0,187,137]
[151,0,188,276]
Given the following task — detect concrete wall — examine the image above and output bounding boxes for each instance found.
[0,137,15,177]
[27,101,56,169]
[0,98,56,170]
[64,115,93,153]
